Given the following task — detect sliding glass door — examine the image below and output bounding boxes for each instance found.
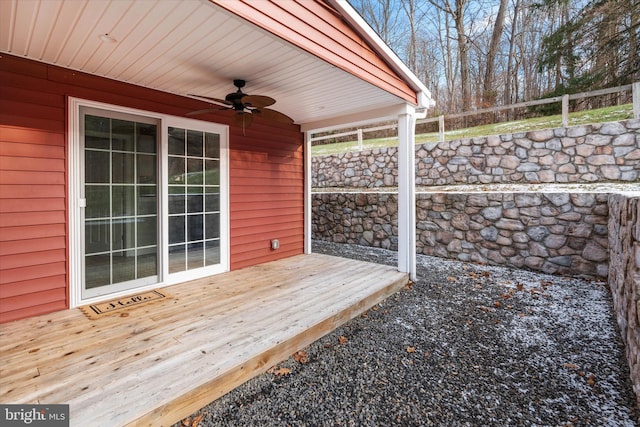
[74,102,228,304]
[82,113,159,299]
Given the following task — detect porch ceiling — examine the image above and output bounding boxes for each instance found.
[0,0,413,130]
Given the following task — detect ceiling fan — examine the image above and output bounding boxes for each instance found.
[187,79,294,128]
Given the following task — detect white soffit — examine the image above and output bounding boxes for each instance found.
[0,0,411,128]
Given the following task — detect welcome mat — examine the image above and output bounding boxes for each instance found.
[80,290,171,319]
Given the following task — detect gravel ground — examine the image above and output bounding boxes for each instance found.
[179,241,638,427]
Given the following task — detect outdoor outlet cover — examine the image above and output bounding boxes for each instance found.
[271,239,280,250]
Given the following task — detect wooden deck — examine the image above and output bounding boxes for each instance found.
[0,253,408,426]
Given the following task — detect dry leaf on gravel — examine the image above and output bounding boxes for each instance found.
[191,414,204,427]
[338,335,348,345]
[268,366,291,376]
[406,346,416,353]
[293,350,309,364]
[181,414,204,427]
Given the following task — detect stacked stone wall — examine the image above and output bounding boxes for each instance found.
[313,119,640,188]
[313,192,610,278]
[608,193,640,404]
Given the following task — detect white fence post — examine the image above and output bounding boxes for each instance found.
[633,82,640,119]
[562,94,569,127]
[357,128,363,151]
[438,115,445,142]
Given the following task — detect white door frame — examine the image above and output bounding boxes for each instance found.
[68,97,229,307]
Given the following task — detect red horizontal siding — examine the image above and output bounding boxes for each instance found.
[0,198,65,213]
[232,200,303,213]
[0,56,69,322]
[0,171,66,185]
[0,211,66,227]
[0,275,66,299]
[0,127,66,146]
[0,300,68,325]
[0,184,66,199]
[0,237,66,256]
[0,224,66,242]
[0,262,67,286]
[0,53,305,322]
[1,249,66,270]
[229,122,304,270]
[1,142,65,159]
[0,296,67,323]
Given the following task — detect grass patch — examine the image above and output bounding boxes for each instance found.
[311,104,634,156]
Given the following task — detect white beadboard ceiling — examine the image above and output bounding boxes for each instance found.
[0,0,412,130]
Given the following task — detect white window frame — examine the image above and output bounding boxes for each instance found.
[69,98,229,308]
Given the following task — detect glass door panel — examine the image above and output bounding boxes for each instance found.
[83,114,158,297]
[168,127,221,274]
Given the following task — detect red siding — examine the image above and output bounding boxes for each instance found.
[211,0,417,104]
[0,54,304,323]
[228,120,304,270]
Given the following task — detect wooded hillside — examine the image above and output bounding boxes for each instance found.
[350,0,639,114]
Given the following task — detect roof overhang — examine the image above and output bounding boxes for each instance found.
[0,0,431,131]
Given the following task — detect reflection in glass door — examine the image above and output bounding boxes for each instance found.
[168,127,221,273]
[83,114,158,298]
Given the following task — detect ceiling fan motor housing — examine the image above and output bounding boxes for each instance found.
[226,79,248,110]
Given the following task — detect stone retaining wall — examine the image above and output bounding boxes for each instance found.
[608,193,640,404]
[313,191,610,278]
[313,119,640,188]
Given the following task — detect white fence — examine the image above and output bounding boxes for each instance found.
[310,82,640,148]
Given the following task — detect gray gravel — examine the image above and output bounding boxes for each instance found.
[179,241,638,426]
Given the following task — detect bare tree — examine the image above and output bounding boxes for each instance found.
[350,0,405,48]
[426,0,472,112]
[482,0,509,106]
[504,0,521,108]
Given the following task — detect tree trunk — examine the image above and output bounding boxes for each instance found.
[453,0,471,112]
[483,0,509,107]
[504,0,521,117]
[401,0,419,73]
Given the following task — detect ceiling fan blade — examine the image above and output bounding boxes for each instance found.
[233,111,253,128]
[188,94,232,105]
[186,107,230,116]
[241,95,275,108]
[254,108,294,124]
[186,108,220,116]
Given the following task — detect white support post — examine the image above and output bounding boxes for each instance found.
[438,115,445,142]
[633,82,640,119]
[397,108,417,281]
[357,128,363,151]
[304,131,312,254]
[562,94,569,127]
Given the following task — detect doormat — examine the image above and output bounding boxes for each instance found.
[80,290,172,319]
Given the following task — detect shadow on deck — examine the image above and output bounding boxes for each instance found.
[0,253,408,426]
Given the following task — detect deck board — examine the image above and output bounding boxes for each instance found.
[0,253,408,426]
